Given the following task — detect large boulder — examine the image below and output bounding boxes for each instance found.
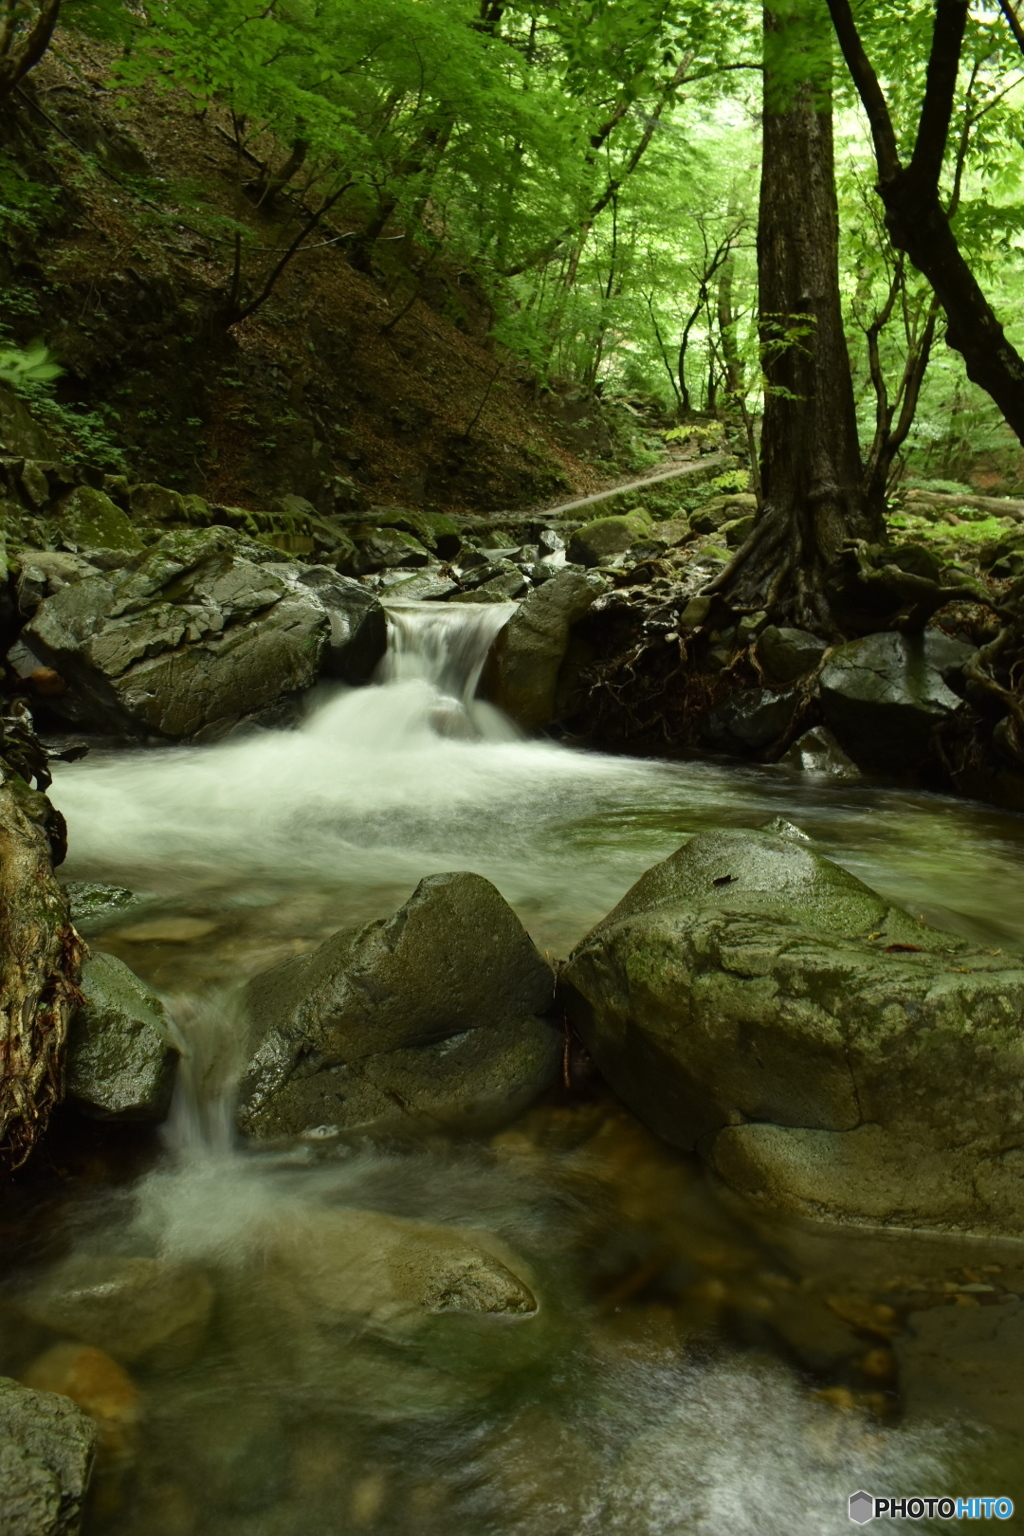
[17,527,330,738]
[480,569,604,731]
[49,487,143,557]
[66,953,178,1123]
[754,624,826,684]
[0,1375,96,1536]
[561,827,1024,1238]
[701,687,799,753]
[819,628,974,772]
[238,871,559,1139]
[566,509,653,567]
[294,566,386,684]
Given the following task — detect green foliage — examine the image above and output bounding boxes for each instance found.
[0,341,62,390]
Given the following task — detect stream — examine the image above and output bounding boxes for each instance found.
[5,600,1024,1534]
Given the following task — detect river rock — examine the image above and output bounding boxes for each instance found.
[294,566,386,683]
[349,525,431,576]
[566,510,653,567]
[17,1255,213,1368]
[20,1346,138,1460]
[227,1206,545,1418]
[15,553,100,617]
[701,687,799,753]
[778,725,860,778]
[65,953,179,1122]
[819,628,974,773]
[755,625,827,683]
[480,569,604,731]
[51,487,143,557]
[0,1375,97,1536]
[237,871,558,1139]
[689,492,757,535]
[561,827,1024,1238]
[17,527,330,738]
[373,506,462,560]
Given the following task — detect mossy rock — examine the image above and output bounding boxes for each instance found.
[562,827,1024,1238]
[53,486,143,554]
[566,509,653,567]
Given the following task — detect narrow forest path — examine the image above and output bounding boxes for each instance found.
[532,452,730,520]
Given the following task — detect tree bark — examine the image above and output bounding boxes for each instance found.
[0,0,61,99]
[0,772,82,1170]
[709,1,878,630]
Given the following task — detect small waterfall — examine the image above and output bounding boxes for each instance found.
[381,599,518,741]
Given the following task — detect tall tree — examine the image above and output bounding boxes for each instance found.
[825,0,1024,443]
[0,0,61,97]
[711,0,879,629]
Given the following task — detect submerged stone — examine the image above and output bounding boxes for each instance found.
[18,1255,213,1369]
[222,1206,546,1420]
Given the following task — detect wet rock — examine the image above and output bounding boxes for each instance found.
[20,1345,138,1460]
[561,828,1024,1237]
[15,553,99,618]
[18,1255,213,1369]
[567,510,653,568]
[451,562,530,603]
[0,1374,97,1536]
[294,567,386,684]
[18,527,330,738]
[689,493,757,535]
[380,569,461,602]
[350,525,431,576]
[238,871,558,1139]
[702,687,799,753]
[373,506,462,560]
[778,725,861,778]
[755,625,827,684]
[480,569,604,731]
[51,487,143,556]
[66,952,179,1122]
[819,628,974,773]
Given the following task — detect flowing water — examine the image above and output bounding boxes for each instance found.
[4,600,1024,1533]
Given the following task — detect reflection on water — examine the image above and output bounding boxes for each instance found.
[7,600,1024,1531]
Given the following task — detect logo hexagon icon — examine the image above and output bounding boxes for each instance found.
[849,1491,875,1524]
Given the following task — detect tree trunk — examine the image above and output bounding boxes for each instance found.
[826,0,1024,447]
[0,0,61,99]
[710,1,880,630]
[0,773,82,1170]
